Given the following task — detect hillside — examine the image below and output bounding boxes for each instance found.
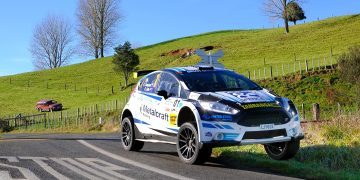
[1,14,360,116]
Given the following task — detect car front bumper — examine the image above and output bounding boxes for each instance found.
[199,115,304,147]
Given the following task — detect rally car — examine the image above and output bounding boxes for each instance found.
[120,66,304,164]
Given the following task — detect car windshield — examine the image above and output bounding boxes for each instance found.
[180,70,262,92]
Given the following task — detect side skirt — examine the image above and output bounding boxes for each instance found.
[134,125,177,144]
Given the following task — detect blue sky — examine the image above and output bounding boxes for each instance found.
[0,0,359,76]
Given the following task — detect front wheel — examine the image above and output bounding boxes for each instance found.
[264,140,300,160]
[121,117,144,151]
[176,122,212,164]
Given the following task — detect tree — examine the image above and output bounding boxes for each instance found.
[30,15,74,69]
[287,1,306,25]
[112,41,139,87]
[263,0,303,33]
[77,0,121,59]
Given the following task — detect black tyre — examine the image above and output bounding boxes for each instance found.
[177,122,212,164]
[121,117,144,151]
[264,140,300,160]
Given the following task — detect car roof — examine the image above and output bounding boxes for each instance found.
[37,99,54,103]
[162,66,227,75]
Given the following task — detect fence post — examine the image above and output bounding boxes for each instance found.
[77,108,80,119]
[263,67,266,79]
[312,58,314,71]
[258,69,261,79]
[312,103,320,121]
[270,66,273,79]
[253,70,256,80]
[247,71,251,79]
[318,58,320,70]
[337,102,341,115]
[301,103,305,120]
[293,62,295,73]
[112,86,114,94]
[95,104,98,114]
[324,57,327,70]
[305,59,309,72]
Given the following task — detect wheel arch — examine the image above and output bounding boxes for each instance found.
[121,109,133,122]
[177,105,203,142]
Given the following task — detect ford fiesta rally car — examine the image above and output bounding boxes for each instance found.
[120,66,304,164]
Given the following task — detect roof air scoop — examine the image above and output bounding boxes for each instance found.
[195,49,225,69]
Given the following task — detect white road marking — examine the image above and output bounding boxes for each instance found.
[0,163,40,180]
[78,140,194,180]
[0,156,19,162]
[77,158,134,180]
[19,157,70,180]
[50,158,102,180]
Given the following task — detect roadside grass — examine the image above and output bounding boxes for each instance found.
[214,113,360,179]
[1,14,360,116]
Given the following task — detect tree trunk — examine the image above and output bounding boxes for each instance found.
[284,18,289,33]
[95,48,99,59]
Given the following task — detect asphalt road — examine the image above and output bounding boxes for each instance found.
[0,133,300,180]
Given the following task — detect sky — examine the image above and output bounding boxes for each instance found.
[0,0,359,76]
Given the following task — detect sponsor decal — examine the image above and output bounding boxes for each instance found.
[240,103,280,109]
[205,132,212,137]
[201,114,233,121]
[140,105,169,121]
[170,113,177,126]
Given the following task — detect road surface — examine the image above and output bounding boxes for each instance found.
[0,133,300,180]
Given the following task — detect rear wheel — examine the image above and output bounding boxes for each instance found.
[121,117,144,151]
[264,140,300,160]
[177,122,212,164]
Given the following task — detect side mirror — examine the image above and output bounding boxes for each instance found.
[157,90,168,99]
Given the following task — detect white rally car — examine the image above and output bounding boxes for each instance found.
[120,66,304,164]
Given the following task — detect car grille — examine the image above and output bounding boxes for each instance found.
[236,108,290,127]
[243,129,287,140]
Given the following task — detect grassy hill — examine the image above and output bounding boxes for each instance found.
[1,14,360,116]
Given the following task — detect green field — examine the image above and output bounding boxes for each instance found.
[1,14,360,116]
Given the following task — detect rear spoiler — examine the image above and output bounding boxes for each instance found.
[133,70,156,78]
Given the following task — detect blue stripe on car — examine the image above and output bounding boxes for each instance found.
[134,118,150,125]
[214,124,224,129]
[202,123,217,129]
[222,125,234,130]
[139,92,162,101]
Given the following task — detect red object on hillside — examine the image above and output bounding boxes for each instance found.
[36,100,63,112]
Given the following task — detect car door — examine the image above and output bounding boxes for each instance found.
[155,72,182,135]
[134,72,162,133]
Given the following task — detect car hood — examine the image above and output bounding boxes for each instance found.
[190,90,276,104]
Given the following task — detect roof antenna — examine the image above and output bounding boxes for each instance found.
[195,49,225,69]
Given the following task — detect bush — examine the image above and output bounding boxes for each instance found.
[338,46,360,104]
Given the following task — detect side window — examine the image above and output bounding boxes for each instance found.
[157,73,179,97]
[138,73,161,93]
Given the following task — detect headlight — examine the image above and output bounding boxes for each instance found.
[200,101,239,115]
[275,98,298,118]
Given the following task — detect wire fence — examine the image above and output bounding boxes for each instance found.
[0,99,127,132]
[238,55,337,81]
